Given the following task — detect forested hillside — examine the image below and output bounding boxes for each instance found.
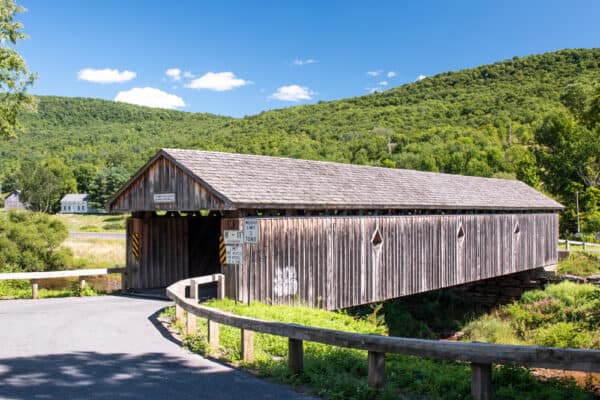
[0,48,599,235]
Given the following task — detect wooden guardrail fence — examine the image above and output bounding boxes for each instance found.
[167,275,600,400]
[0,267,129,299]
[559,239,600,252]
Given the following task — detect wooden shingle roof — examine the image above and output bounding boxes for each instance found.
[140,148,562,211]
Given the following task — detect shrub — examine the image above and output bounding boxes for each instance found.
[0,210,74,272]
[102,222,124,230]
[535,322,594,348]
[557,253,600,277]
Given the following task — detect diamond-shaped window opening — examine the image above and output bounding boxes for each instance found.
[371,228,383,248]
[457,224,465,243]
[514,223,521,235]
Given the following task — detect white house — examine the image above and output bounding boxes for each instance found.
[3,190,28,210]
[60,193,92,214]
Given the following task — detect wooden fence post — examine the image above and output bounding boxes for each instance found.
[79,277,86,291]
[566,240,570,251]
[367,351,385,389]
[471,363,492,400]
[120,271,127,292]
[241,329,254,363]
[288,338,304,374]
[208,319,219,350]
[31,279,38,299]
[175,304,184,322]
[217,275,225,300]
[189,279,198,301]
[186,311,197,334]
[583,242,587,251]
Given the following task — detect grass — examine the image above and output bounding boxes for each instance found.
[62,237,125,268]
[163,298,594,400]
[53,213,128,232]
[557,253,600,277]
[0,279,100,299]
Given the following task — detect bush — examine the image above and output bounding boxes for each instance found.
[79,225,101,232]
[102,222,124,230]
[557,253,600,277]
[0,210,74,272]
[535,322,593,348]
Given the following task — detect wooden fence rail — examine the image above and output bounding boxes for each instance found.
[0,267,129,299]
[167,275,600,400]
[559,239,600,252]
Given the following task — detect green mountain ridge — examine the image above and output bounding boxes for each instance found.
[1,48,599,233]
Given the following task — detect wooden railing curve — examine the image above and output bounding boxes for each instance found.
[167,275,600,400]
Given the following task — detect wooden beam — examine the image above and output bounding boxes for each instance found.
[186,312,197,334]
[0,267,128,281]
[241,329,254,363]
[208,319,219,350]
[471,363,492,400]
[288,338,304,374]
[368,351,385,389]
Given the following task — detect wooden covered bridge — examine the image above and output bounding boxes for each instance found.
[108,148,563,310]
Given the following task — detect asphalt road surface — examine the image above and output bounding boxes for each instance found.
[0,296,312,400]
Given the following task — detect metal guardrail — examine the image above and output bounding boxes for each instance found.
[0,267,128,298]
[167,275,600,400]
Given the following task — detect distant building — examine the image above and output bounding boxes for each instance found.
[4,190,28,210]
[60,193,92,214]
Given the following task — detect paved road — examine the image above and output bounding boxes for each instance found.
[0,296,312,400]
[69,232,126,240]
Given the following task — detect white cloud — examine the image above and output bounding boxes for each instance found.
[387,71,396,78]
[271,85,314,102]
[367,70,382,77]
[166,68,181,81]
[293,58,317,66]
[78,68,136,83]
[416,74,427,81]
[114,87,186,109]
[186,71,251,91]
[183,71,194,79]
[378,81,388,86]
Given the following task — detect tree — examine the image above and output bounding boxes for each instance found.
[17,158,77,212]
[88,166,129,209]
[73,163,98,193]
[0,0,36,138]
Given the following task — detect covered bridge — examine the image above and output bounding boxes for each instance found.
[109,148,563,310]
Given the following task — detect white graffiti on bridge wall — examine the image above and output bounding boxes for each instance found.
[273,266,298,297]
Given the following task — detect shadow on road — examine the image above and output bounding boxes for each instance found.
[0,351,288,400]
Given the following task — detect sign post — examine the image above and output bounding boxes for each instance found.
[244,219,259,304]
[223,230,244,303]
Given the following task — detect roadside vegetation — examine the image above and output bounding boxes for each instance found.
[557,253,600,277]
[462,281,600,350]
[0,210,122,298]
[162,297,595,399]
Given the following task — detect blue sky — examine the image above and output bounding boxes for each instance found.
[18,0,600,117]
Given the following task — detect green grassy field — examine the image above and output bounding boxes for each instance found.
[53,213,128,232]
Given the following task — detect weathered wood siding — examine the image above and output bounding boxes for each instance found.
[111,156,227,212]
[126,216,190,289]
[223,213,558,310]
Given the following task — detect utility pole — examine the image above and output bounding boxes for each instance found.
[575,191,581,238]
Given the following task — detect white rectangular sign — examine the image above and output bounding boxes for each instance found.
[223,230,243,245]
[225,244,243,264]
[244,218,258,243]
[153,193,176,203]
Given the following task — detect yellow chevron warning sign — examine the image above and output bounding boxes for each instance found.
[132,233,141,260]
[219,235,226,265]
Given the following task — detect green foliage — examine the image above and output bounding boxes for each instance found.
[0,279,99,299]
[0,0,36,139]
[0,210,73,271]
[16,158,77,212]
[557,253,600,277]
[176,299,593,399]
[87,166,130,209]
[463,281,600,350]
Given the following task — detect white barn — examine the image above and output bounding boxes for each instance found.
[3,190,27,210]
[60,193,92,214]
